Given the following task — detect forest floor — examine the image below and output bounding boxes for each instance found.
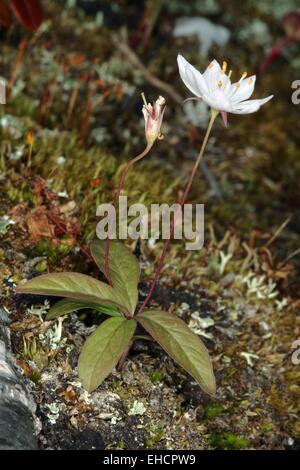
[0,0,299,450]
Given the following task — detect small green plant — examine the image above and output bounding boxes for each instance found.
[17,239,215,394]
[150,370,164,383]
[17,55,273,397]
[209,432,249,450]
[204,403,226,420]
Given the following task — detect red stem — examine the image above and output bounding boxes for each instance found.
[104,144,152,286]
[259,35,294,74]
[137,110,218,315]
[47,213,93,262]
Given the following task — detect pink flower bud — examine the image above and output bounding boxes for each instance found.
[142,95,166,145]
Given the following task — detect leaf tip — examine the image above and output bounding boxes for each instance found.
[15,281,28,293]
[201,371,216,397]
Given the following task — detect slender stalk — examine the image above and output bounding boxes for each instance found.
[47,213,93,262]
[259,36,293,74]
[67,85,79,128]
[104,144,152,286]
[7,40,27,99]
[25,134,34,173]
[137,109,218,315]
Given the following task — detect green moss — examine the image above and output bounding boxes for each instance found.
[261,422,275,434]
[204,404,226,420]
[150,370,164,383]
[35,259,48,272]
[28,369,42,384]
[11,94,39,120]
[146,426,165,447]
[115,440,126,450]
[209,432,249,450]
[31,239,73,264]
[109,379,121,392]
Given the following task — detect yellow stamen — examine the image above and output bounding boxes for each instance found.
[222,61,227,73]
[236,82,240,88]
[218,80,222,88]
[228,70,233,79]
[241,72,247,80]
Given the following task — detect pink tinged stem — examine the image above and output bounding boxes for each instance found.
[104,144,153,286]
[137,109,218,315]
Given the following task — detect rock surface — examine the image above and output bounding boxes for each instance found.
[0,308,37,449]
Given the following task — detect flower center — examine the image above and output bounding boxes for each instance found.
[213,89,230,109]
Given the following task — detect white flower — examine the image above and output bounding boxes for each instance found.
[177,55,273,125]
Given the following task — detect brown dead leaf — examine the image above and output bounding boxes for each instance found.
[10,202,27,226]
[29,175,57,206]
[249,230,270,248]
[59,385,77,404]
[11,317,41,332]
[16,358,32,376]
[26,206,54,241]
[75,401,92,414]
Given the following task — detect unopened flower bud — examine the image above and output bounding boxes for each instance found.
[142,94,166,145]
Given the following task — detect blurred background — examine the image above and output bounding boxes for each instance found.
[1,0,299,263]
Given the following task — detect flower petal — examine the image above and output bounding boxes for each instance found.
[203,59,222,93]
[222,74,232,94]
[177,54,208,98]
[228,75,256,102]
[229,95,274,114]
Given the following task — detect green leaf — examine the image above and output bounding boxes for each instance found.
[78,317,136,392]
[16,272,129,314]
[90,240,140,314]
[137,310,216,395]
[46,298,122,320]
